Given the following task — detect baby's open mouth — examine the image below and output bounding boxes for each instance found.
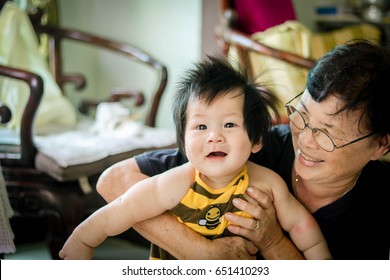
[207,151,227,157]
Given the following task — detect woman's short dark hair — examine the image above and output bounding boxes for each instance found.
[172,55,281,153]
[307,40,390,136]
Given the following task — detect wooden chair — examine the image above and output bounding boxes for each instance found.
[0,2,174,258]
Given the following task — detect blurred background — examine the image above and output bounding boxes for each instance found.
[14,0,389,131]
[2,0,389,260]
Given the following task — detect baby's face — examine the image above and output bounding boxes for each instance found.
[184,91,257,183]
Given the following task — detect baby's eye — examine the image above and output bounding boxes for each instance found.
[197,124,207,130]
[225,122,236,128]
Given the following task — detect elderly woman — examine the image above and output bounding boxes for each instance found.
[97,40,390,260]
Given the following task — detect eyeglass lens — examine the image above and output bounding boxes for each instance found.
[286,105,336,151]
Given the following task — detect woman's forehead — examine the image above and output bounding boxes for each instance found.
[300,90,366,133]
[301,91,343,113]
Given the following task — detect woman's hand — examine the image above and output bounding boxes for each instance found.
[203,236,258,260]
[225,187,303,259]
[134,212,258,260]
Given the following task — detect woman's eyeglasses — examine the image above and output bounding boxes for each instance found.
[284,93,376,152]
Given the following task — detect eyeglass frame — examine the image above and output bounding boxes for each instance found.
[284,92,376,152]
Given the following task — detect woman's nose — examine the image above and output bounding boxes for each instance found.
[298,126,317,148]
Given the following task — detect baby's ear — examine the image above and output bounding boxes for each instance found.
[252,142,263,153]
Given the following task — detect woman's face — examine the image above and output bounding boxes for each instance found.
[290,90,381,193]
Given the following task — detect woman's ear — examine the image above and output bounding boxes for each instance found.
[371,134,390,161]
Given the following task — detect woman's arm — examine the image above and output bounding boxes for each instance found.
[97,158,146,203]
[97,157,257,259]
[136,213,257,259]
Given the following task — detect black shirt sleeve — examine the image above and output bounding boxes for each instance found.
[135,148,188,177]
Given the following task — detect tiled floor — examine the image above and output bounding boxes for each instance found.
[4,237,150,260]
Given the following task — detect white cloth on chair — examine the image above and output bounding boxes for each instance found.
[34,102,176,168]
[31,103,177,182]
[0,164,16,254]
[34,120,175,168]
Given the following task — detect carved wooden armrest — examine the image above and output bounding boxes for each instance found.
[0,64,44,166]
[60,74,87,91]
[0,103,12,124]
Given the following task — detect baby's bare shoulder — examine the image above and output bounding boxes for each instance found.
[246,161,286,191]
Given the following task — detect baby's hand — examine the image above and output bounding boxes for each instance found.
[59,235,94,260]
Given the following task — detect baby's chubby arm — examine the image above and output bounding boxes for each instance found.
[263,169,332,260]
[59,162,195,259]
